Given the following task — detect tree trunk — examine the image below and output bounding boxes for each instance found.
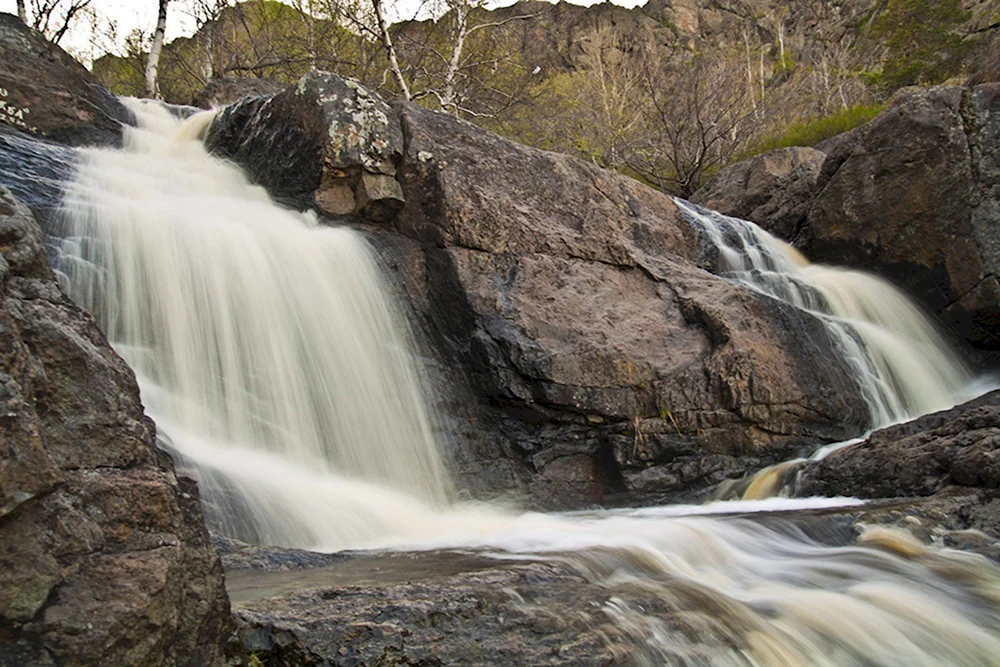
[146,0,170,99]
[372,0,410,101]
[441,3,468,113]
[16,0,27,24]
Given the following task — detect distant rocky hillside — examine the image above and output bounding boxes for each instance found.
[93,0,1000,194]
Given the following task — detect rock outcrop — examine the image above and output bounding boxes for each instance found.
[0,14,130,147]
[0,188,231,663]
[226,549,751,666]
[692,146,825,241]
[797,390,1000,501]
[206,71,404,219]
[695,84,1000,355]
[804,84,1000,352]
[780,389,1000,560]
[205,72,871,507]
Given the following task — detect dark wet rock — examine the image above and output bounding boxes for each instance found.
[802,86,991,348]
[798,390,1000,499]
[192,77,286,109]
[215,535,352,572]
[0,128,74,230]
[205,71,404,219]
[0,187,230,666]
[803,85,1000,352]
[692,146,825,241]
[790,390,1000,559]
[0,13,131,147]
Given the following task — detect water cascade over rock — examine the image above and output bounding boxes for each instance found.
[55,100,450,549]
[42,95,1000,665]
[677,200,976,427]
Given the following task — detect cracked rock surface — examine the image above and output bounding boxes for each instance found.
[204,72,872,507]
[376,103,869,507]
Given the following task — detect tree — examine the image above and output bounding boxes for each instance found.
[371,0,410,99]
[24,0,93,45]
[629,53,756,197]
[146,0,170,99]
[405,0,533,116]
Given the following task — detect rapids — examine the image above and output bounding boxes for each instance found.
[52,99,1000,666]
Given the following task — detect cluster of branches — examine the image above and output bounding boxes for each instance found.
[54,0,536,120]
[492,21,874,197]
[15,0,93,45]
[20,0,897,197]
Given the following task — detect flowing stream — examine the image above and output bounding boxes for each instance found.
[53,100,1000,666]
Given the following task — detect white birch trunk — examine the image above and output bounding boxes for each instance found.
[146,0,170,99]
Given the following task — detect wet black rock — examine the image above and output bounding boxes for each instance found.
[205,71,404,219]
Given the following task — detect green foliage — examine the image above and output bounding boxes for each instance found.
[774,50,795,75]
[868,0,970,91]
[750,103,885,153]
[93,0,385,105]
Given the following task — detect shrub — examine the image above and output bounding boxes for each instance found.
[750,103,885,153]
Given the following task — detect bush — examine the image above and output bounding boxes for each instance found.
[750,103,885,153]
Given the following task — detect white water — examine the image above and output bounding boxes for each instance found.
[52,101,1000,665]
[675,199,978,426]
[55,100,450,547]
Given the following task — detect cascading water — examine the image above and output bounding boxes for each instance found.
[673,200,991,501]
[52,100,1000,665]
[55,99,450,547]
[674,199,976,427]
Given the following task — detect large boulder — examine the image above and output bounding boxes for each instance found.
[803,85,1000,351]
[208,71,871,507]
[0,186,231,664]
[387,103,869,506]
[0,13,131,147]
[205,71,404,219]
[797,389,1000,500]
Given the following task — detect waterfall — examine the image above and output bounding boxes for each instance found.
[50,99,1000,665]
[674,199,975,427]
[55,99,450,547]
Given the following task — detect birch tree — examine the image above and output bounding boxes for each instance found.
[146,0,170,99]
[16,0,27,23]
[371,0,410,99]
